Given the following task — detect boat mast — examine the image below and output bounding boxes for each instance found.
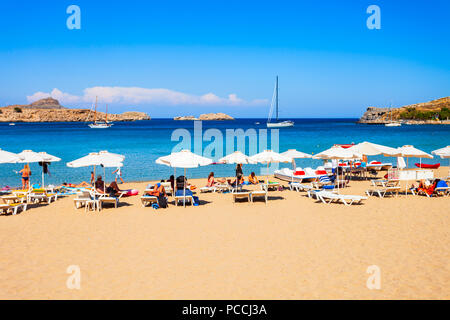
[94,96,97,123]
[276,76,279,121]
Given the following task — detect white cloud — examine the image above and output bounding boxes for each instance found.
[27,86,267,107]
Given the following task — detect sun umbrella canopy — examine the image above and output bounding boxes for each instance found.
[218,151,251,164]
[248,150,292,164]
[67,151,124,168]
[396,145,433,159]
[37,152,61,162]
[313,146,362,160]
[0,149,23,164]
[17,150,57,163]
[347,141,400,156]
[281,149,312,159]
[156,150,212,168]
[432,146,450,159]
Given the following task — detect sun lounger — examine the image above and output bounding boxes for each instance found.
[366,186,401,198]
[74,190,94,208]
[315,191,367,206]
[250,190,268,204]
[200,186,216,193]
[261,182,280,191]
[141,195,159,207]
[214,184,231,193]
[0,195,27,204]
[232,192,251,203]
[0,203,27,215]
[434,187,450,196]
[27,189,57,204]
[174,195,195,206]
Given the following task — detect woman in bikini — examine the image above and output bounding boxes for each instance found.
[19,164,31,189]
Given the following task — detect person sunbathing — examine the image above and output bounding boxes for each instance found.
[416,179,436,196]
[146,183,166,197]
[205,172,225,186]
[248,172,259,184]
[95,175,122,196]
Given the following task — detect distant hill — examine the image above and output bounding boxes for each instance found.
[358,97,450,124]
[3,97,65,110]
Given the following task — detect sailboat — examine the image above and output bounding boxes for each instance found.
[88,97,113,129]
[385,106,401,127]
[267,76,294,128]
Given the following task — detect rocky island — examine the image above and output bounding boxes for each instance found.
[358,96,450,125]
[174,113,234,121]
[0,98,151,122]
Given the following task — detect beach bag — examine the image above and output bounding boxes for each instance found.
[192,196,199,206]
[158,195,168,208]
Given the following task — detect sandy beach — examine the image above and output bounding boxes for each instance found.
[0,167,449,300]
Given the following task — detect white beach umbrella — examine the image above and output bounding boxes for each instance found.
[396,145,433,168]
[218,151,252,188]
[155,150,213,207]
[396,145,433,196]
[67,151,124,191]
[347,141,400,157]
[248,150,292,185]
[281,149,312,159]
[17,150,61,187]
[432,146,450,176]
[432,146,450,159]
[281,149,313,183]
[313,146,362,193]
[218,151,251,164]
[313,146,362,160]
[0,149,22,164]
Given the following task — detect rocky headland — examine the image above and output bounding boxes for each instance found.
[358,97,450,125]
[0,98,151,122]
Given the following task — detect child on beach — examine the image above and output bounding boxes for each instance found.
[248,172,259,184]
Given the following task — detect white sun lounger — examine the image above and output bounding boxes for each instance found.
[141,195,159,207]
[250,190,268,204]
[315,191,367,206]
[366,186,401,198]
[232,192,251,203]
[200,186,216,193]
[0,203,27,215]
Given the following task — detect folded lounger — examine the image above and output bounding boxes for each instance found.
[200,186,216,193]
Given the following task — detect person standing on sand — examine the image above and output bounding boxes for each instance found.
[19,164,31,190]
[113,167,124,184]
[90,171,95,185]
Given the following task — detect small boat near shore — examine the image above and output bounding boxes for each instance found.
[415,163,440,169]
[88,97,113,129]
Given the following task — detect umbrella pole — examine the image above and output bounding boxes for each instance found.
[104,166,106,194]
[184,168,186,208]
[42,166,45,188]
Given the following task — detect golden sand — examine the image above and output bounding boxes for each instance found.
[0,168,449,299]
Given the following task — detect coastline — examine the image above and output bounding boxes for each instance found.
[1,167,449,299]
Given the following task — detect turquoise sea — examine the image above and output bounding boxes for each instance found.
[1,119,449,188]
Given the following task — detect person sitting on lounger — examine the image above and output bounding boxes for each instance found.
[248,172,259,184]
[416,179,436,196]
[62,181,91,188]
[95,175,122,196]
[146,183,166,197]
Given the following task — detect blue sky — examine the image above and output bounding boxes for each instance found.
[0,0,449,117]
